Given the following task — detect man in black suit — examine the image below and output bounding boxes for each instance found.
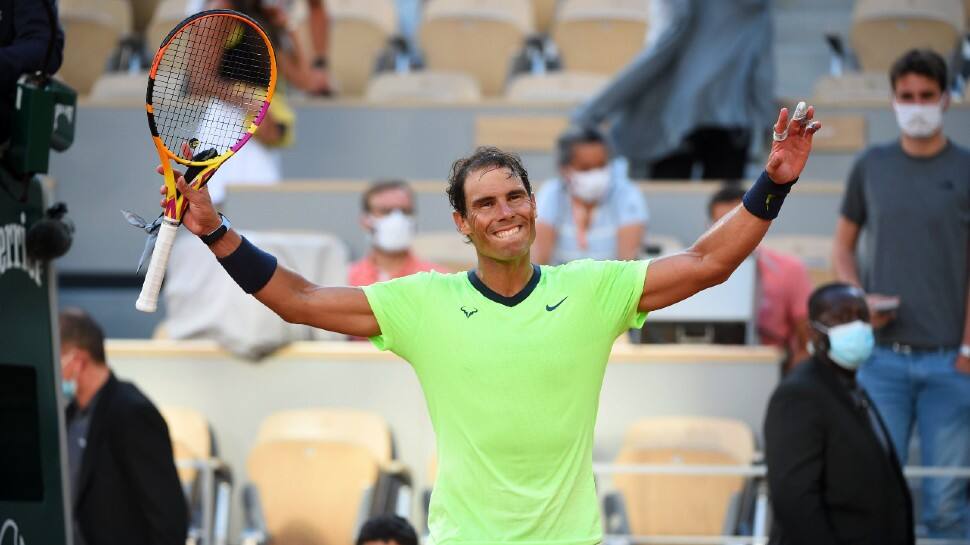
[59,308,188,545]
[764,283,914,545]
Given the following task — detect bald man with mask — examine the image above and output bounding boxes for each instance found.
[764,284,914,545]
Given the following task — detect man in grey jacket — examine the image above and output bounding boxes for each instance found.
[572,0,775,180]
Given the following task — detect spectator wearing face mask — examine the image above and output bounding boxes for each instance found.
[832,48,970,539]
[348,179,446,287]
[533,126,649,265]
[764,283,914,545]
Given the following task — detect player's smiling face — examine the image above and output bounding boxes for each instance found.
[453,166,536,261]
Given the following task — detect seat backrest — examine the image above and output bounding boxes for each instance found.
[614,416,755,536]
[505,71,609,102]
[761,235,833,271]
[812,73,891,104]
[248,440,379,545]
[57,0,130,94]
[131,0,163,34]
[851,0,965,72]
[552,0,648,75]
[88,71,148,103]
[327,0,397,96]
[420,0,533,95]
[410,230,479,271]
[160,406,212,484]
[256,408,393,464]
[145,0,189,53]
[533,0,558,33]
[366,72,482,102]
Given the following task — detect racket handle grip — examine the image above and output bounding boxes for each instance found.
[136,219,179,313]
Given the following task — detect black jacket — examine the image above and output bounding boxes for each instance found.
[764,357,914,545]
[70,374,188,545]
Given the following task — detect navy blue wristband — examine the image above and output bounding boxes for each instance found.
[218,236,278,294]
[742,171,797,220]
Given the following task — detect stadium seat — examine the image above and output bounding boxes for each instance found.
[608,416,757,536]
[813,73,891,104]
[326,0,398,96]
[160,406,233,545]
[761,235,835,287]
[551,0,649,75]
[505,71,609,102]
[255,408,394,463]
[246,440,380,545]
[57,0,131,94]
[88,71,147,103]
[365,72,482,102]
[851,0,966,73]
[533,0,558,33]
[131,0,163,36]
[146,0,189,53]
[420,0,534,95]
[410,231,479,271]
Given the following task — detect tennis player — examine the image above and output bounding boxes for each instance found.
[161,104,820,543]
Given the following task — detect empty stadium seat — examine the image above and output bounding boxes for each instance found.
[58,0,131,94]
[255,408,394,464]
[88,71,148,102]
[609,416,756,536]
[365,72,482,102]
[533,0,558,33]
[132,0,163,36]
[761,235,835,286]
[146,0,189,53]
[246,440,380,545]
[420,0,534,95]
[411,230,479,271]
[505,71,609,102]
[552,0,649,75]
[161,406,213,484]
[326,0,398,96]
[813,73,891,104]
[851,0,965,73]
[161,406,233,545]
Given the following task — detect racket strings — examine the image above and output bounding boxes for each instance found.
[152,14,272,157]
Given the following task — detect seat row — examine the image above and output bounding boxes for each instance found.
[163,406,764,543]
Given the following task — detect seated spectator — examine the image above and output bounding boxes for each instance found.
[709,184,812,372]
[348,179,445,286]
[60,308,188,545]
[764,283,914,545]
[533,126,649,265]
[356,514,419,545]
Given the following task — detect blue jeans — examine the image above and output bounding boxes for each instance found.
[858,345,970,538]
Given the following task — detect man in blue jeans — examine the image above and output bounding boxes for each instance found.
[833,48,970,538]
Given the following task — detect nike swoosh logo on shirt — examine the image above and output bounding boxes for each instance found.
[546,297,568,312]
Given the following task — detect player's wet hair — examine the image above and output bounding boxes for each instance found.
[447,147,532,217]
[890,49,948,94]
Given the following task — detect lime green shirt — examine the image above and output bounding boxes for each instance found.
[363,259,649,545]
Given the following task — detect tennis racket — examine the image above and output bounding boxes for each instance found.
[136,9,277,313]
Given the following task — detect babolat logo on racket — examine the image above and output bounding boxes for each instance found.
[188,138,200,149]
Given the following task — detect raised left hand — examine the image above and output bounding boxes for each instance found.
[766,103,821,184]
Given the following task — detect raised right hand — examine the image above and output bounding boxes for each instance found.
[156,165,221,236]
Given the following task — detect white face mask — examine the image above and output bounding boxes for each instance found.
[569,167,610,203]
[370,209,415,253]
[893,100,944,138]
